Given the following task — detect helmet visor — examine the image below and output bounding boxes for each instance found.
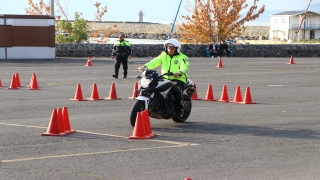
[166,43,175,47]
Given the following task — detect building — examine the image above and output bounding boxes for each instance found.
[0,14,55,59]
[269,11,320,41]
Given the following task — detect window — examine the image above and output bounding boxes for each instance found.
[282,18,285,23]
[274,18,277,23]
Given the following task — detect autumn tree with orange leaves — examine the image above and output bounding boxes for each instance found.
[179,0,265,44]
[25,0,50,16]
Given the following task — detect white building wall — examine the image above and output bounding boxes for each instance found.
[0,48,5,59]
[315,30,320,40]
[269,15,290,40]
[270,13,320,41]
[7,47,55,59]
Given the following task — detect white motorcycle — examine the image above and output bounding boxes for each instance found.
[130,69,195,127]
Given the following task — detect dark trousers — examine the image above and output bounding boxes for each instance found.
[210,50,219,57]
[114,55,128,76]
[171,80,186,106]
[219,49,230,56]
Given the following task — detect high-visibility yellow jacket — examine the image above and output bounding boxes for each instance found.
[144,51,189,84]
[112,40,132,56]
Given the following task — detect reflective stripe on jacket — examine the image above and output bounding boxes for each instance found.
[112,40,132,56]
[144,51,189,84]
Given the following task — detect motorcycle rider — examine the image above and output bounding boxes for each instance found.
[138,39,189,116]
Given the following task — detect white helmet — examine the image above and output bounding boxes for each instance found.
[164,39,181,53]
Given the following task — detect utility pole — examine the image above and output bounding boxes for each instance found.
[168,0,182,39]
[50,0,54,15]
[292,0,312,43]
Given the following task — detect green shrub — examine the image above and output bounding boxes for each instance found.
[55,12,89,43]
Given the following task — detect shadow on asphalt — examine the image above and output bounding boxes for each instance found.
[153,122,320,140]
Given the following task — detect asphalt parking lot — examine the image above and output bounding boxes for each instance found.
[1,56,320,180]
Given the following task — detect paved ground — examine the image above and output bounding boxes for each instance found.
[0,56,320,180]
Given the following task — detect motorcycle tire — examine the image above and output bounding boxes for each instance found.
[172,94,192,123]
[130,100,145,127]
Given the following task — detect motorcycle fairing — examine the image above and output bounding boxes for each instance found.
[135,96,150,110]
[146,79,172,93]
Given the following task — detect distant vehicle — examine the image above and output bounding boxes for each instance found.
[233,37,249,44]
[55,31,69,37]
[60,32,69,37]
[225,39,233,44]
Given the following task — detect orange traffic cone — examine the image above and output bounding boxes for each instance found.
[28,73,33,88]
[8,74,19,90]
[240,86,256,104]
[201,84,216,101]
[216,57,224,68]
[41,109,63,136]
[15,73,23,87]
[288,56,295,64]
[85,57,93,66]
[70,84,88,101]
[28,73,34,88]
[190,83,201,100]
[87,83,103,100]
[57,108,67,135]
[129,82,140,99]
[142,110,155,137]
[129,112,150,139]
[105,82,121,100]
[0,78,3,87]
[62,106,76,134]
[217,85,229,102]
[230,86,242,103]
[29,73,40,90]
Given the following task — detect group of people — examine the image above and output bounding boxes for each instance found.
[111,34,189,116]
[208,40,231,57]
[110,36,230,116]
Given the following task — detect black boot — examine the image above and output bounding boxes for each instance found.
[123,69,127,78]
[175,103,184,116]
[112,68,119,78]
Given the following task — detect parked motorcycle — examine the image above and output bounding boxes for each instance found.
[130,69,195,127]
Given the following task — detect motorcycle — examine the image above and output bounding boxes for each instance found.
[130,69,195,127]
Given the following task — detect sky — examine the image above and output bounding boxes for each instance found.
[0,0,320,25]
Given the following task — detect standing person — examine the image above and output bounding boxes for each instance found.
[111,34,133,78]
[219,40,230,57]
[137,39,189,116]
[208,40,219,57]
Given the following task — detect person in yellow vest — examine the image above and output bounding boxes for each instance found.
[138,39,189,116]
[111,34,132,78]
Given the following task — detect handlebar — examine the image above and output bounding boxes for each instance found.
[136,68,180,79]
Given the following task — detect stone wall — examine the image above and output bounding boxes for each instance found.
[89,22,270,37]
[56,44,320,57]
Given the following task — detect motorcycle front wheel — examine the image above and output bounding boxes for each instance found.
[130,100,146,127]
[172,94,192,123]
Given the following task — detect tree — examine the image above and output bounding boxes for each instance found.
[55,12,89,43]
[89,1,119,43]
[179,0,265,44]
[25,0,50,15]
[25,0,118,43]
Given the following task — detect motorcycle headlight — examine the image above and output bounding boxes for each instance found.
[140,78,152,88]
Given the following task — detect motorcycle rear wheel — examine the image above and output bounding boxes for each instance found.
[172,94,192,123]
[130,100,145,127]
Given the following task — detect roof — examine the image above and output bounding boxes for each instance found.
[272,11,320,16]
